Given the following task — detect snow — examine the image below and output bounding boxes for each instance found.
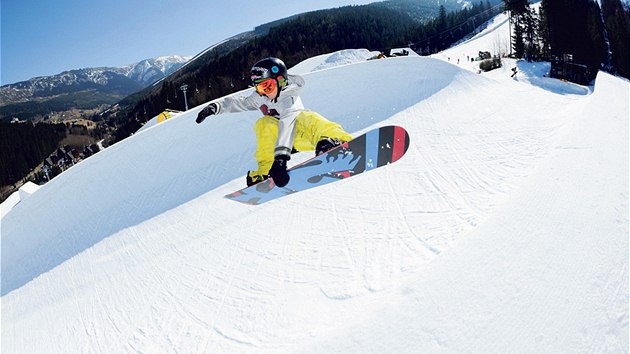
[0,192,21,219]
[1,11,628,354]
[1,182,41,219]
[290,49,379,74]
[17,182,39,202]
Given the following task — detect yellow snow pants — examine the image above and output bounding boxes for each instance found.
[249,111,353,178]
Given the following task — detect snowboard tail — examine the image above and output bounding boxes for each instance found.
[226,125,409,205]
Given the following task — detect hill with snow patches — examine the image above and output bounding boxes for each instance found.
[1,12,628,354]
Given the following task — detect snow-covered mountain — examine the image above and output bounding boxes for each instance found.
[1,10,628,354]
[120,55,192,86]
[0,55,191,105]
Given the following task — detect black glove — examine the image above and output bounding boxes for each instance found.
[196,103,217,124]
[269,155,290,187]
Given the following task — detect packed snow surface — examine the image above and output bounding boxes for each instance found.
[2,11,628,354]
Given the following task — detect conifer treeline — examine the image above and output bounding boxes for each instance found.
[0,121,66,186]
[504,0,629,77]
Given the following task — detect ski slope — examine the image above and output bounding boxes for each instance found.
[2,12,629,354]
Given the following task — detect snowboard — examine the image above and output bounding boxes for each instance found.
[225,125,410,205]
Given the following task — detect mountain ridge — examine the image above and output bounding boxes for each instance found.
[0,55,191,120]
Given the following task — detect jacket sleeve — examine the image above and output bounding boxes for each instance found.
[274,75,306,159]
[212,91,260,114]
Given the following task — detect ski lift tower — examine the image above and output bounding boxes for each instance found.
[180,84,189,111]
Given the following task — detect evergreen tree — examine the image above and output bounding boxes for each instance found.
[504,0,532,57]
[437,5,448,32]
[538,1,551,59]
[512,17,526,57]
[601,0,630,77]
[540,0,607,68]
[523,8,540,59]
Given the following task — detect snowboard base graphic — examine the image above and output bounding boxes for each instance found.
[225,125,410,205]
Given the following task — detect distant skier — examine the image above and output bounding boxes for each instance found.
[195,57,352,187]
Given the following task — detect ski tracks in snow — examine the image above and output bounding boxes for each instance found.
[4,53,626,354]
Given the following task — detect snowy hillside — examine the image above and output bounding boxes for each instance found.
[1,12,628,354]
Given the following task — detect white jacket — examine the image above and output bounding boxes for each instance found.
[211,74,306,159]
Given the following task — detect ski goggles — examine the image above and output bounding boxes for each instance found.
[254,78,277,95]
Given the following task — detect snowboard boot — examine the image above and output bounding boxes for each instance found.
[246,171,269,187]
[315,137,343,156]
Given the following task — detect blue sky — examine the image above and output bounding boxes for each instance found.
[1,0,376,85]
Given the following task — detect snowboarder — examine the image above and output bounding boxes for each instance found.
[195,57,353,188]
